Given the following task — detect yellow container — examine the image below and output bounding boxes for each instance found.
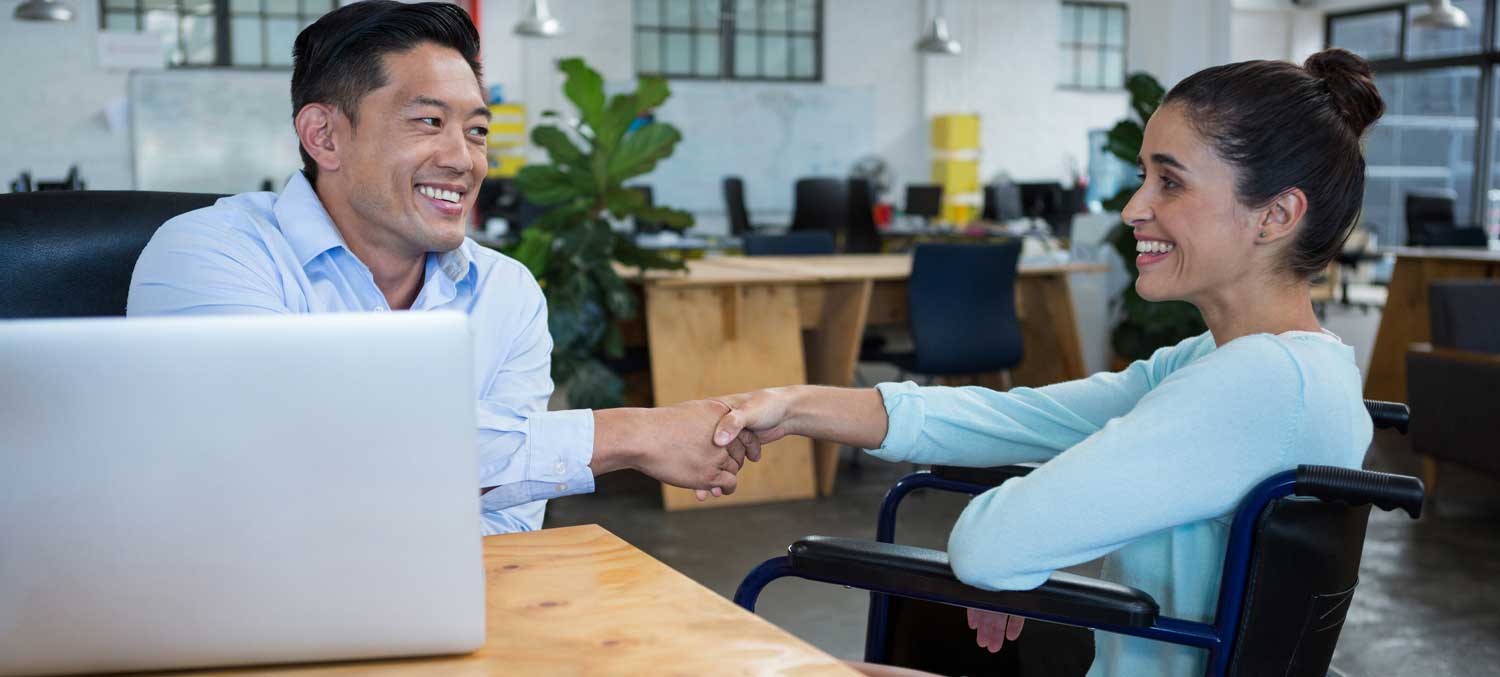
[942,202,977,225]
[487,153,527,178]
[931,114,980,150]
[932,159,980,195]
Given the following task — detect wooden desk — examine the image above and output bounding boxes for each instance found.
[624,254,1108,508]
[177,525,856,676]
[1365,247,1500,402]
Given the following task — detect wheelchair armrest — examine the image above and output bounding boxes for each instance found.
[930,463,1039,488]
[1363,399,1409,434]
[788,536,1159,629]
[1296,465,1424,519]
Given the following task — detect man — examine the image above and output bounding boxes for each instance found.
[127,0,746,534]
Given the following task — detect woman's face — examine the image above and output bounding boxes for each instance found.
[1122,104,1266,304]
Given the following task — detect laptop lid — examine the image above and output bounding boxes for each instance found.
[0,312,485,675]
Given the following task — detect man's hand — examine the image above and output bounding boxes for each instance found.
[594,401,748,501]
[967,608,1024,653]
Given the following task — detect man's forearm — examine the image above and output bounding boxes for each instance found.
[589,407,648,475]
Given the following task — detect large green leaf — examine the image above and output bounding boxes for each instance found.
[561,357,624,409]
[510,227,553,278]
[607,122,682,180]
[532,125,588,170]
[633,205,693,230]
[516,165,578,205]
[634,76,670,114]
[530,199,592,232]
[591,265,636,319]
[559,58,605,129]
[1104,120,1143,167]
[593,93,640,153]
[602,186,648,219]
[614,233,685,272]
[1125,72,1166,125]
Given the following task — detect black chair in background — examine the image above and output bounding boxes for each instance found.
[0,191,222,318]
[845,178,882,254]
[904,184,943,226]
[1415,222,1488,247]
[790,177,847,235]
[742,231,836,256]
[723,176,757,237]
[629,185,664,234]
[982,181,1024,222]
[868,242,1024,381]
[1408,279,1500,499]
[736,402,1421,677]
[1404,188,1457,246]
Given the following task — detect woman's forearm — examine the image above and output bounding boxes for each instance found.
[783,385,890,449]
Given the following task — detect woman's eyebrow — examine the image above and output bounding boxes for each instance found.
[1148,152,1190,174]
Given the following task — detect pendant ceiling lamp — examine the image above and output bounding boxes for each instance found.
[917,0,961,56]
[1412,0,1470,30]
[515,0,563,38]
[14,0,76,22]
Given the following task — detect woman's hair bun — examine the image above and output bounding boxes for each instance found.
[1304,47,1385,136]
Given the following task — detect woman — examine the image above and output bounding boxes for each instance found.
[706,48,1385,676]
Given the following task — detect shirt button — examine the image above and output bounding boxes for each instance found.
[554,462,567,474]
[555,483,568,492]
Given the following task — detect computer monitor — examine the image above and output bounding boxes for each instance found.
[0,313,485,675]
[905,184,944,222]
[983,182,1024,222]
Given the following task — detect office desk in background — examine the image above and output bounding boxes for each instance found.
[1366,246,1500,403]
[169,525,856,676]
[621,254,1109,510]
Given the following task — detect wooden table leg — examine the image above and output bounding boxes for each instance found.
[1009,273,1089,387]
[800,280,873,496]
[645,284,818,510]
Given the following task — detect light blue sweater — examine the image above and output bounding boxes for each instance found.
[870,330,1371,677]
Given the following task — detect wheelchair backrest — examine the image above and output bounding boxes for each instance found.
[1226,496,1372,676]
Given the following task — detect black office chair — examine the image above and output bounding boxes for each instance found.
[845,178,882,254]
[724,176,754,237]
[0,191,222,318]
[983,181,1024,222]
[736,401,1422,677]
[790,177,847,235]
[742,231,836,256]
[869,242,1024,379]
[1404,189,1457,247]
[1414,223,1488,247]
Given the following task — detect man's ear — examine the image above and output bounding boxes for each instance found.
[294,103,343,175]
[1256,187,1308,244]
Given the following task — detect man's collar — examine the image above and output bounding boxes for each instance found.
[273,171,478,285]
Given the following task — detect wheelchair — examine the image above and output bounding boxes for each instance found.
[735,400,1423,677]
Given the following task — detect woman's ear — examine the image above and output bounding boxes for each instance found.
[294,103,342,175]
[1256,188,1308,244]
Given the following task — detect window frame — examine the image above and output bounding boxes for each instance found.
[633,0,825,84]
[1057,0,1129,92]
[1326,0,1498,231]
[98,0,334,70]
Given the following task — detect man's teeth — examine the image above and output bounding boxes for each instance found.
[417,186,462,203]
[1136,241,1176,254]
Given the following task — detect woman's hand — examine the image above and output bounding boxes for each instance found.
[689,388,797,501]
[967,608,1024,653]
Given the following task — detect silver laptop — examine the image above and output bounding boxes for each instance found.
[0,313,485,675]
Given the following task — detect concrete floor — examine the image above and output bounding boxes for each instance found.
[544,301,1500,675]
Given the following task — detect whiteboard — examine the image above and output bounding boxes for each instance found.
[131,70,302,193]
[642,80,874,214]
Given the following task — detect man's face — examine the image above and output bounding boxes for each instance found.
[335,42,488,256]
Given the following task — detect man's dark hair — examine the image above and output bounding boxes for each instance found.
[291,0,482,183]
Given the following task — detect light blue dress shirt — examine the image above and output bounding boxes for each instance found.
[871,330,1371,677]
[127,172,595,534]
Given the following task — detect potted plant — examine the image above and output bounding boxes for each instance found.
[1100,72,1206,365]
[512,58,691,408]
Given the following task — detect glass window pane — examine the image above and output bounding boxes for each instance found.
[695,32,719,76]
[104,0,135,9]
[1059,3,1076,42]
[232,15,263,65]
[734,33,758,77]
[182,0,213,15]
[1079,6,1101,44]
[182,13,215,64]
[761,0,788,31]
[736,0,757,30]
[695,0,718,28]
[1079,48,1102,88]
[762,34,788,78]
[1405,0,1483,59]
[1103,49,1123,88]
[636,29,661,73]
[1103,7,1125,47]
[1362,67,1480,247]
[104,10,137,30]
[265,0,297,13]
[791,0,815,31]
[299,0,333,14]
[663,31,691,74]
[1329,10,1401,60]
[664,0,692,28]
[230,0,259,13]
[266,16,298,66]
[1488,70,1500,239]
[1058,47,1076,87]
[634,0,660,26]
[791,35,814,78]
[141,0,174,11]
[142,9,180,64]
